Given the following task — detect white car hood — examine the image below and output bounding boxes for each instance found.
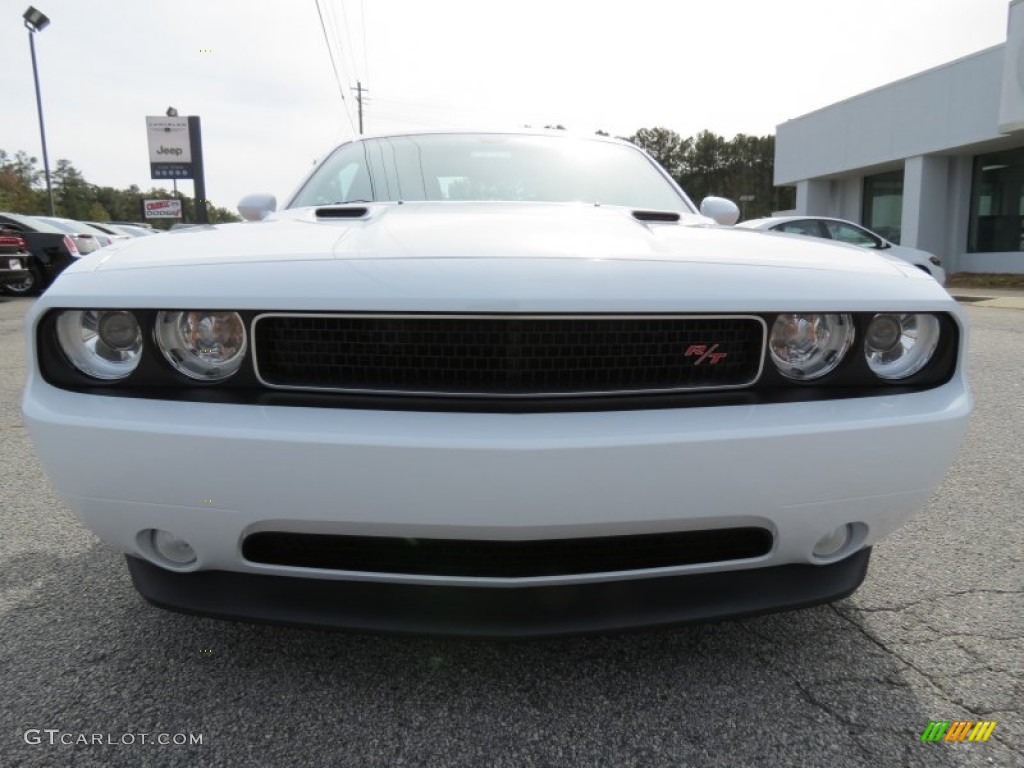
[48,202,954,315]
[88,202,903,274]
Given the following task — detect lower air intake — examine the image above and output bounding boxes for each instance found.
[242,528,774,578]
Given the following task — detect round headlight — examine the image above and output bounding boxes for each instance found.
[154,310,247,381]
[769,313,855,380]
[56,309,142,380]
[864,313,940,379]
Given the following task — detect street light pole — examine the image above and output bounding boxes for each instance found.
[738,194,756,222]
[23,6,55,216]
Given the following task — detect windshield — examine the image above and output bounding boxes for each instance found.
[289,134,691,212]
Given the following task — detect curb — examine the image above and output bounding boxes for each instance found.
[951,295,1024,310]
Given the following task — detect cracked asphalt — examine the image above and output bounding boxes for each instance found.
[0,297,1020,767]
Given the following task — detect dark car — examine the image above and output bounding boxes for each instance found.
[0,229,33,290]
[0,213,91,296]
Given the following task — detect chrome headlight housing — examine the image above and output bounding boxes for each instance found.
[864,313,941,380]
[55,310,143,380]
[769,313,855,380]
[154,310,247,381]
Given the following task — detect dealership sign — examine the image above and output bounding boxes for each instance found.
[143,199,183,219]
[146,116,194,179]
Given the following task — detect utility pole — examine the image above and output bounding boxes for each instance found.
[188,115,208,224]
[351,81,368,134]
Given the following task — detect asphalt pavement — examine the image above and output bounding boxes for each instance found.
[0,296,1020,768]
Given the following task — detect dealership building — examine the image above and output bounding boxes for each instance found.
[775,0,1024,274]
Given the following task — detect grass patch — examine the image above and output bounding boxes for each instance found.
[947,273,1024,289]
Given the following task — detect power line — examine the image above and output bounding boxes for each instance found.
[360,0,369,85]
[323,0,361,134]
[326,0,357,89]
[314,0,356,133]
[337,0,361,83]
[371,95,531,128]
[371,95,465,111]
[369,105,498,131]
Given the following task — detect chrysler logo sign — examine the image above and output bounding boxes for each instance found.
[145,117,192,163]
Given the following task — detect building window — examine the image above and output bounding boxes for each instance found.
[969,147,1024,253]
[862,170,904,244]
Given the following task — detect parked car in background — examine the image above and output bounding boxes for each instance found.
[34,216,127,248]
[0,229,33,290]
[23,131,971,635]
[0,213,91,296]
[85,221,144,240]
[109,221,157,231]
[95,222,158,237]
[736,216,946,284]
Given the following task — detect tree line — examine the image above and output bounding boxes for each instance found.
[3,129,795,226]
[623,128,794,219]
[539,125,793,218]
[0,149,241,228]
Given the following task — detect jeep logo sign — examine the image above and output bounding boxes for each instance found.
[146,116,192,163]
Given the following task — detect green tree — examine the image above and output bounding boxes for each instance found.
[683,130,729,203]
[2,148,242,226]
[0,150,45,212]
[53,158,95,219]
[626,129,790,218]
[628,127,690,181]
[86,201,111,221]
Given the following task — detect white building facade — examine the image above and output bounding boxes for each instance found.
[775,0,1024,274]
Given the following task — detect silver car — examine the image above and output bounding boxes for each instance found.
[736,216,946,284]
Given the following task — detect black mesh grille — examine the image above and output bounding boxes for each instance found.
[253,315,764,396]
[242,528,774,578]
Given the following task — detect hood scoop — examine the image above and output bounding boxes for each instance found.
[631,210,681,223]
[315,206,370,219]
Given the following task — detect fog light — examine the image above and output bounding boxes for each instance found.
[150,529,197,566]
[812,525,852,559]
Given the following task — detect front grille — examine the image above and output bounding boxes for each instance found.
[242,528,774,578]
[253,314,765,397]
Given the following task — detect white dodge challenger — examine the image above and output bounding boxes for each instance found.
[23,132,972,635]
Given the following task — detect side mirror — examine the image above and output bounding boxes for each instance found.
[699,196,740,226]
[238,193,277,222]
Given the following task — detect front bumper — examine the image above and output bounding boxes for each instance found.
[127,548,872,636]
[26,371,970,586]
[0,266,31,285]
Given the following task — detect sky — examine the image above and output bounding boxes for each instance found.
[0,0,1014,215]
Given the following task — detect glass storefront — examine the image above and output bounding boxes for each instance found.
[968,147,1024,253]
[862,170,904,244]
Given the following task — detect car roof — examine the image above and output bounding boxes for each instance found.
[338,128,633,148]
[0,212,67,233]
